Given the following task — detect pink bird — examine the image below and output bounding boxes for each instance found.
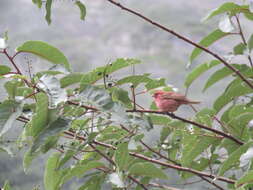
[152,90,200,112]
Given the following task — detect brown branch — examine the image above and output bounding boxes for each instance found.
[64,131,235,184]
[148,183,182,190]
[89,142,148,190]
[67,100,243,145]
[235,15,253,68]
[126,109,244,145]
[105,0,253,90]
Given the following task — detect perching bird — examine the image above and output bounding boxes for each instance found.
[152,90,200,112]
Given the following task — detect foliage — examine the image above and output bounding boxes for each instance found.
[1,0,253,190]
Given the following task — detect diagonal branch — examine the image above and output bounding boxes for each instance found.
[64,131,235,184]
[126,109,244,145]
[66,101,244,145]
[104,0,253,90]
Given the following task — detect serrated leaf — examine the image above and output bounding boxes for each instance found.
[80,58,141,86]
[45,0,53,25]
[0,100,22,137]
[203,64,249,92]
[236,170,253,187]
[185,60,220,88]
[16,41,70,71]
[129,162,167,179]
[203,2,246,21]
[0,65,11,75]
[114,142,130,171]
[189,30,227,64]
[38,75,67,108]
[75,1,86,20]
[218,141,253,176]
[218,14,235,33]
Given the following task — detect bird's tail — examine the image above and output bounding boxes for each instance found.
[187,100,201,104]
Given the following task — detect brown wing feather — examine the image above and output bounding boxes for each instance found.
[161,92,200,104]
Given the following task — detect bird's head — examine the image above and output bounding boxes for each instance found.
[152,90,165,98]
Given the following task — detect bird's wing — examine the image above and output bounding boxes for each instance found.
[161,93,186,101]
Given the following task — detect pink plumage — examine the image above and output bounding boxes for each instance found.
[152,90,200,112]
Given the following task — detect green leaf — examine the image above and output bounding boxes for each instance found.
[3,180,11,190]
[189,29,227,64]
[23,149,39,173]
[234,43,247,55]
[75,1,86,20]
[78,174,105,190]
[31,117,71,153]
[181,133,219,167]
[111,88,132,109]
[0,65,11,75]
[184,60,220,88]
[248,34,253,52]
[0,100,22,137]
[214,80,253,112]
[116,74,151,87]
[4,80,24,99]
[29,93,49,137]
[80,85,128,121]
[38,75,67,108]
[236,170,253,187]
[220,138,240,155]
[80,58,141,86]
[203,2,247,21]
[44,153,63,190]
[45,0,53,25]
[203,64,249,92]
[218,141,253,176]
[129,162,168,179]
[32,0,42,8]
[62,161,105,184]
[60,73,83,88]
[114,142,130,171]
[16,41,70,71]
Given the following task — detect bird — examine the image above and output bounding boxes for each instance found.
[152,90,200,112]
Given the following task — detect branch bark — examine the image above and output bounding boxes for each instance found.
[105,0,253,90]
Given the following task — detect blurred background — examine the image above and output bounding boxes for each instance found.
[0,0,251,189]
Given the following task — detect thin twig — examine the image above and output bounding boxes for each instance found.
[126,109,244,145]
[235,14,253,68]
[67,101,243,145]
[105,0,253,90]
[64,131,235,184]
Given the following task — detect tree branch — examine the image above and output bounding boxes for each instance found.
[64,131,235,184]
[104,0,253,90]
[126,109,244,145]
